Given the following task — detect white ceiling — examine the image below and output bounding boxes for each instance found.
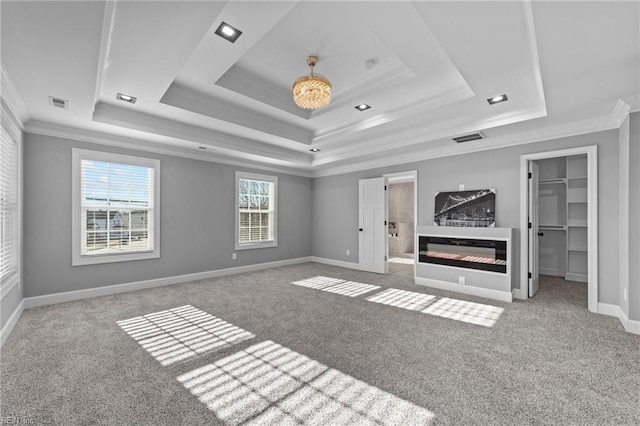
[1,1,638,177]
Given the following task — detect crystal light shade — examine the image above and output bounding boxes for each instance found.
[293,56,331,110]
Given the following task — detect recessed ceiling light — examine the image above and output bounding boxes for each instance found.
[215,22,242,43]
[309,148,321,152]
[487,94,508,105]
[355,103,371,111]
[116,93,137,104]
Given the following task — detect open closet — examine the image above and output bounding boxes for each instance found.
[536,154,588,282]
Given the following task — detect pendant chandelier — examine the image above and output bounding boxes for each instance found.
[292,56,332,110]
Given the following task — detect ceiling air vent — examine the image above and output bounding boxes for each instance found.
[453,132,485,143]
[48,96,68,109]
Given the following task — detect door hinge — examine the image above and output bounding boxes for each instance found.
[528,222,532,229]
[528,172,532,179]
[384,220,387,226]
[384,185,387,190]
[385,255,387,261]
[528,272,532,279]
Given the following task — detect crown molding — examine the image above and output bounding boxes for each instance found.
[622,95,639,113]
[522,0,546,112]
[93,101,311,165]
[161,81,312,144]
[24,120,313,178]
[611,99,630,127]
[311,106,625,178]
[0,68,29,127]
[93,0,116,105]
[312,101,547,167]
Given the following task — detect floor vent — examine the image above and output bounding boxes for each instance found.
[453,132,485,143]
[48,96,68,109]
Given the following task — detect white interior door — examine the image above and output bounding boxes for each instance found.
[359,177,387,274]
[528,161,540,297]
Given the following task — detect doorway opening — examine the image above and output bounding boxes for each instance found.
[385,171,417,279]
[520,146,598,312]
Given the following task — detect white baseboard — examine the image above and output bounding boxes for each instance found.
[311,256,360,271]
[598,303,640,335]
[565,272,588,283]
[415,277,512,303]
[23,257,312,310]
[512,288,525,300]
[0,299,24,347]
[538,268,564,277]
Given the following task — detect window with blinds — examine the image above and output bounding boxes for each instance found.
[72,149,160,265]
[1,126,18,285]
[235,172,277,250]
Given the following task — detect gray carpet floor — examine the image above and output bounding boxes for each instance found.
[1,263,638,425]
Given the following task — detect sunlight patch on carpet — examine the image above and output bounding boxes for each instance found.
[367,288,504,327]
[178,340,435,425]
[117,305,254,366]
[366,288,436,311]
[291,276,380,297]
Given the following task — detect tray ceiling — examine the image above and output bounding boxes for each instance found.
[1,1,637,176]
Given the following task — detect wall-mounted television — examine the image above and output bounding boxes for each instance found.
[434,189,495,227]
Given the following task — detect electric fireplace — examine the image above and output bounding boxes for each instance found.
[418,235,507,273]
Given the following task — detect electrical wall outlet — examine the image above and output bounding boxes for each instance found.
[458,184,465,191]
[346,249,350,256]
[232,253,237,260]
[459,276,465,285]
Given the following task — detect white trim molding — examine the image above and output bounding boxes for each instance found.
[415,277,513,303]
[23,257,312,309]
[71,148,161,266]
[25,120,314,178]
[598,303,640,335]
[519,145,598,313]
[0,67,29,126]
[0,299,24,347]
[311,256,360,271]
[2,257,312,345]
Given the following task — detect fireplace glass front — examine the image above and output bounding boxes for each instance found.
[418,236,507,273]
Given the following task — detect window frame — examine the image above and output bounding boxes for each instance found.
[72,148,160,266]
[235,171,278,251]
[0,119,20,298]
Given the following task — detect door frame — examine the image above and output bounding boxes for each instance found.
[384,170,418,278]
[519,146,598,312]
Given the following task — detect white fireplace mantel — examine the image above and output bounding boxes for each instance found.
[415,225,514,303]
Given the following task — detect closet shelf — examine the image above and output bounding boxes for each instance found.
[539,178,567,184]
[539,225,567,231]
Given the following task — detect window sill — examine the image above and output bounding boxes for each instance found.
[235,241,278,251]
[72,250,160,266]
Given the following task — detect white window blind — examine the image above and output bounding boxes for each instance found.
[0,126,18,283]
[73,149,160,265]
[236,172,277,249]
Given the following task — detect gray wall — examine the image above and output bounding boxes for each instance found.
[629,112,639,321]
[23,133,312,298]
[312,129,621,304]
